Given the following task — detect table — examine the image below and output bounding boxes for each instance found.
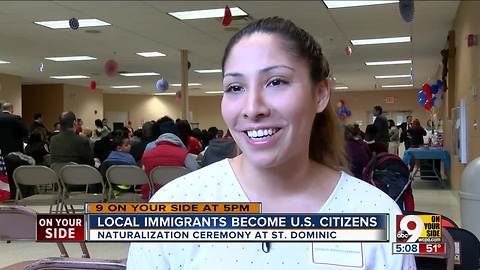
[402,147,450,186]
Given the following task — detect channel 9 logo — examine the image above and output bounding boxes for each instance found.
[396,215,442,243]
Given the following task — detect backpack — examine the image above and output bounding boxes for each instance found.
[362,152,414,211]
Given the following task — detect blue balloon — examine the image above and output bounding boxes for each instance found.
[156,79,169,92]
[431,97,437,106]
[418,97,426,106]
[431,84,439,94]
[418,90,425,100]
[436,80,443,88]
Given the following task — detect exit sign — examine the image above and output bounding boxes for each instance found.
[385,96,395,104]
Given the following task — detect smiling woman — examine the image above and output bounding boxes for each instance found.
[127,17,416,269]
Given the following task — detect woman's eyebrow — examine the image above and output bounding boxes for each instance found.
[223,65,294,79]
[223,72,243,78]
[259,65,294,74]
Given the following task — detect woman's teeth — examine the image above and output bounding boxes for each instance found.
[246,128,279,139]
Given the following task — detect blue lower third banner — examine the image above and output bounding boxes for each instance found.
[86,214,389,242]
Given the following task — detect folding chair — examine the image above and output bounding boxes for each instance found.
[23,257,126,270]
[415,227,455,270]
[0,205,90,259]
[106,165,151,202]
[445,227,480,270]
[13,166,62,213]
[147,166,190,198]
[59,165,105,213]
[50,162,77,174]
[149,166,190,186]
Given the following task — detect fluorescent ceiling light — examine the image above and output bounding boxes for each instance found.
[334,86,349,90]
[34,19,111,29]
[351,36,411,46]
[375,74,412,79]
[323,1,398,9]
[170,83,202,87]
[154,93,176,96]
[119,72,160,77]
[382,84,413,88]
[136,52,166,57]
[50,75,90,79]
[45,56,96,62]
[111,85,141,89]
[0,60,10,64]
[366,60,412,66]
[194,69,222,74]
[169,7,247,20]
[205,91,224,94]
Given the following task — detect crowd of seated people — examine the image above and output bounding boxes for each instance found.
[0,104,240,201]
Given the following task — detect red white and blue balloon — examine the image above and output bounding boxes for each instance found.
[417,79,444,110]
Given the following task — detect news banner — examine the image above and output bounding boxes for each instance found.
[35,203,445,255]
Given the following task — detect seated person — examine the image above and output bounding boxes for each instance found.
[143,116,177,153]
[94,129,128,163]
[104,135,135,165]
[130,121,155,163]
[201,136,239,167]
[25,129,50,166]
[141,126,200,199]
[50,112,94,166]
[99,135,137,195]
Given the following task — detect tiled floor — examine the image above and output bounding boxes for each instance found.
[411,179,461,226]
[0,181,461,268]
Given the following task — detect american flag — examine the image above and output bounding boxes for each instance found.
[0,154,11,201]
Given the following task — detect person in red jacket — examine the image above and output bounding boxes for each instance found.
[141,121,199,199]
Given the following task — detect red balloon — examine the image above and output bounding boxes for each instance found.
[222,5,232,26]
[176,90,182,102]
[424,99,432,110]
[345,46,352,56]
[422,83,432,100]
[105,59,118,77]
[89,81,96,90]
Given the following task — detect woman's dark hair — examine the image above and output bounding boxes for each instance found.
[222,17,329,85]
[94,119,103,128]
[221,17,345,170]
[388,119,395,128]
[28,129,44,144]
[191,128,202,141]
[175,120,193,147]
